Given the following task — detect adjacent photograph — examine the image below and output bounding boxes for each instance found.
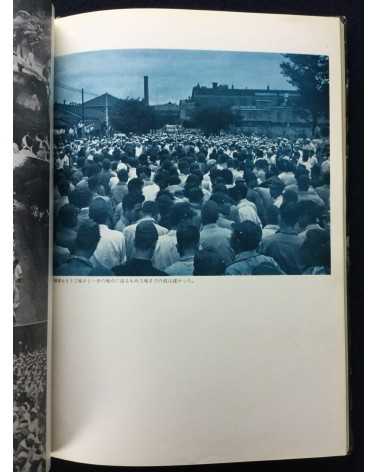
[53,49,331,277]
[13,1,51,471]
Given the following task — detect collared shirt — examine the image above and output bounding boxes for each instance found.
[260,229,303,275]
[123,217,168,260]
[225,250,284,275]
[91,225,126,270]
[153,230,179,270]
[165,255,195,276]
[200,223,234,266]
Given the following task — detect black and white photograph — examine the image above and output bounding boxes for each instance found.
[53,49,331,277]
[13,0,51,470]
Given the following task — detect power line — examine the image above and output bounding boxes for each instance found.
[55,81,99,98]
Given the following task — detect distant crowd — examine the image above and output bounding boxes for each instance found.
[13,349,46,472]
[53,130,331,276]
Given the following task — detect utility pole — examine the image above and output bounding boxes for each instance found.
[105,93,109,136]
[81,88,84,122]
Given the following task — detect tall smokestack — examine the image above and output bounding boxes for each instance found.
[144,76,149,106]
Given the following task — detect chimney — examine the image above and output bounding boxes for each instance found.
[144,76,149,106]
[212,82,218,89]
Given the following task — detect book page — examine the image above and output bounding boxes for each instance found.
[13,0,53,470]
[52,9,347,466]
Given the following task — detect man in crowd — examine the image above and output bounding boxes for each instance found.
[89,198,126,270]
[55,220,112,276]
[200,200,234,267]
[165,223,200,275]
[113,221,166,276]
[260,202,303,275]
[226,221,284,275]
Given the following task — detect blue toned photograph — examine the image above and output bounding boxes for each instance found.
[53,49,330,277]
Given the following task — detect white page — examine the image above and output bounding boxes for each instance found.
[52,8,347,466]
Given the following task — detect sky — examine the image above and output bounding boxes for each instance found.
[55,49,296,105]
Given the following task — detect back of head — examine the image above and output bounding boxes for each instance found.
[75,220,100,255]
[134,220,158,252]
[280,202,299,227]
[117,168,129,183]
[297,199,321,225]
[89,197,110,225]
[69,188,92,209]
[58,204,78,229]
[142,200,158,218]
[301,228,330,269]
[193,249,225,276]
[176,222,200,255]
[282,188,298,205]
[297,174,310,192]
[122,192,145,213]
[169,202,194,228]
[201,200,219,225]
[186,186,204,204]
[231,221,262,253]
[128,177,144,195]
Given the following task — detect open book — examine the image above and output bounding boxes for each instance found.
[13,4,348,470]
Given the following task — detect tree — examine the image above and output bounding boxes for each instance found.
[110,98,158,134]
[192,105,238,135]
[280,54,329,134]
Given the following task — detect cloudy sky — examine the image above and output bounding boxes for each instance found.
[55,49,295,105]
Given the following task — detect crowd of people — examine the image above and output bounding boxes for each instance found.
[53,130,331,276]
[13,349,46,472]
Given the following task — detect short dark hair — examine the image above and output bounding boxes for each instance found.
[75,220,100,253]
[297,200,321,224]
[128,177,144,194]
[297,174,310,192]
[134,221,158,251]
[201,200,219,225]
[142,200,158,217]
[89,198,110,225]
[231,221,262,252]
[136,165,151,179]
[301,228,330,270]
[117,168,129,183]
[58,204,78,229]
[88,175,99,192]
[176,223,200,255]
[169,202,193,228]
[280,202,299,227]
[193,249,225,276]
[69,188,92,209]
[186,186,204,204]
[122,192,145,212]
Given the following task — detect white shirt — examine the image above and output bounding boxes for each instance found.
[123,217,168,260]
[153,230,179,270]
[91,225,126,270]
[142,181,160,202]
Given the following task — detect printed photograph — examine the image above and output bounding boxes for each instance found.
[13,1,51,471]
[53,49,331,277]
